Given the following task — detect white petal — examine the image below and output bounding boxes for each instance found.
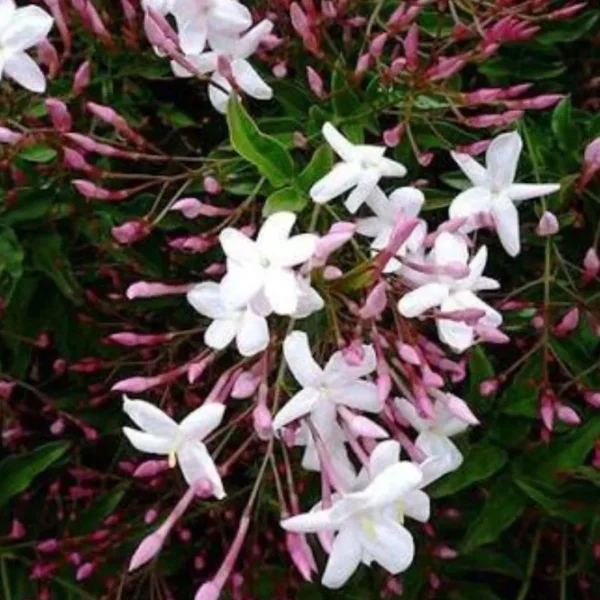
[344,168,380,214]
[177,19,207,55]
[364,186,392,217]
[310,163,361,204]
[123,397,178,437]
[359,519,415,574]
[177,441,225,498]
[329,381,381,412]
[293,279,324,319]
[234,19,273,57]
[3,52,46,93]
[398,283,449,318]
[208,0,252,34]
[368,440,401,478]
[187,281,229,319]
[486,131,522,191]
[448,187,493,230]
[450,152,488,187]
[322,526,362,589]
[461,245,488,289]
[394,397,429,433]
[437,315,474,353]
[236,309,269,357]
[281,506,336,533]
[402,490,430,523]
[264,266,299,315]
[272,388,320,430]
[283,331,323,388]
[122,427,173,454]
[257,211,295,254]
[172,51,217,77]
[220,261,265,309]
[0,0,16,33]
[180,403,225,440]
[389,187,425,218]
[271,235,318,268]
[508,182,560,203]
[231,59,272,100]
[433,399,471,437]
[322,122,356,162]
[416,431,463,479]
[1,6,53,52]
[432,231,468,266]
[323,345,377,386]
[204,318,238,350]
[491,193,520,256]
[378,157,407,178]
[356,216,386,239]
[208,72,232,114]
[219,227,260,264]
[361,461,422,508]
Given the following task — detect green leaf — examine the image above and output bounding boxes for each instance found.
[429,443,507,498]
[0,227,24,304]
[501,355,543,417]
[0,441,70,508]
[263,186,308,216]
[18,144,57,163]
[449,583,503,600]
[449,549,523,579]
[70,484,129,535]
[461,477,529,552]
[226,98,294,188]
[466,346,495,413]
[551,97,579,153]
[298,145,333,191]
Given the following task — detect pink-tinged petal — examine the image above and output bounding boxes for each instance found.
[448,187,492,227]
[219,228,260,263]
[310,163,361,204]
[450,152,487,187]
[2,6,53,52]
[231,59,272,100]
[272,388,320,430]
[508,182,560,203]
[432,231,469,266]
[321,526,362,589]
[398,283,449,318]
[394,397,429,433]
[358,519,415,574]
[236,309,269,357]
[368,440,401,478]
[180,403,225,440]
[402,490,430,522]
[123,397,178,437]
[187,282,229,319]
[283,331,323,387]
[356,216,385,238]
[329,381,381,412]
[281,507,336,533]
[491,194,520,256]
[3,52,46,93]
[122,427,173,454]
[486,131,522,190]
[344,167,380,213]
[322,122,356,162]
[177,441,225,498]
[204,318,238,350]
[264,266,299,315]
[323,345,377,386]
[272,234,319,267]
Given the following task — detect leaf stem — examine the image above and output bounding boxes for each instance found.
[516,524,543,600]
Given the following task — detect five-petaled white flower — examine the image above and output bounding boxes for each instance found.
[310,123,407,213]
[449,131,560,257]
[219,212,319,316]
[187,281,270,357]
[398,232,502,352]
[357,186,427,272]
[172,20,273,114]
[143,0,252,55]
[272,331,382,487]
[281,440,429,589]
[0,0,53,93]
[122,396,226,498]
[395,395,477,485]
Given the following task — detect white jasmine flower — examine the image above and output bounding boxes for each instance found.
[187,281,270,357]
[449,132,560,256]
[397,232,502,352]
[357,186,427,272]
[310,123,407,213]
[219,212,319,316]
[282,440,428,589]
[122,397,226,498]
[0,0,53,93]
[172,20,273,113]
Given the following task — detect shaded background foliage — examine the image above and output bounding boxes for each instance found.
[0,1,599,599]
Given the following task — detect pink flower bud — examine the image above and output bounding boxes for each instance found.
[73,61,91,96]
[134,459,170,478]
[45,98,72,132]
[10,519,25,539]
[76,562,95,581]
[252,405,273,440]
[426,57,465,82]
[203,176,221,195]
[314,222,355,264]
[73,180,130,201]
[126,281,193,300]
[432,545,458,559]
[286,532,317,582]
[231,370,261,399]
[195,582,221,600]
[50,418,65,435]
[504,94,564,110]
[306,67,325,99]
[359,281,388,319]
[404,24,419,70]
[112,220,151,245]
[168,235,213,253]
[475,324,510,344]
[323,265,343,279]
[0,127,23,145]
[479,378,499,396]
[129,531,166,571]
[584,391,600,408]
[0,380,16,400]
[354,53,371,78]
[383,124,404,147]
[108,332,174,346]
[390,57,406,75]
[582,247,600,284]
[37,40,59,78]
[345,413,388,439]
[53,358,67,376]
[272,62,287,78]
[540,389,555,431]
[549,2,586,20]
[554,307,579,336]
[443,393,479,425]
[369,33,387,58]
[465,88,504,104]
[536,211,559,236]
[556,404,580,425]
[37,539,59,553]
[145,508,158,524]
[397,343,421,365]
